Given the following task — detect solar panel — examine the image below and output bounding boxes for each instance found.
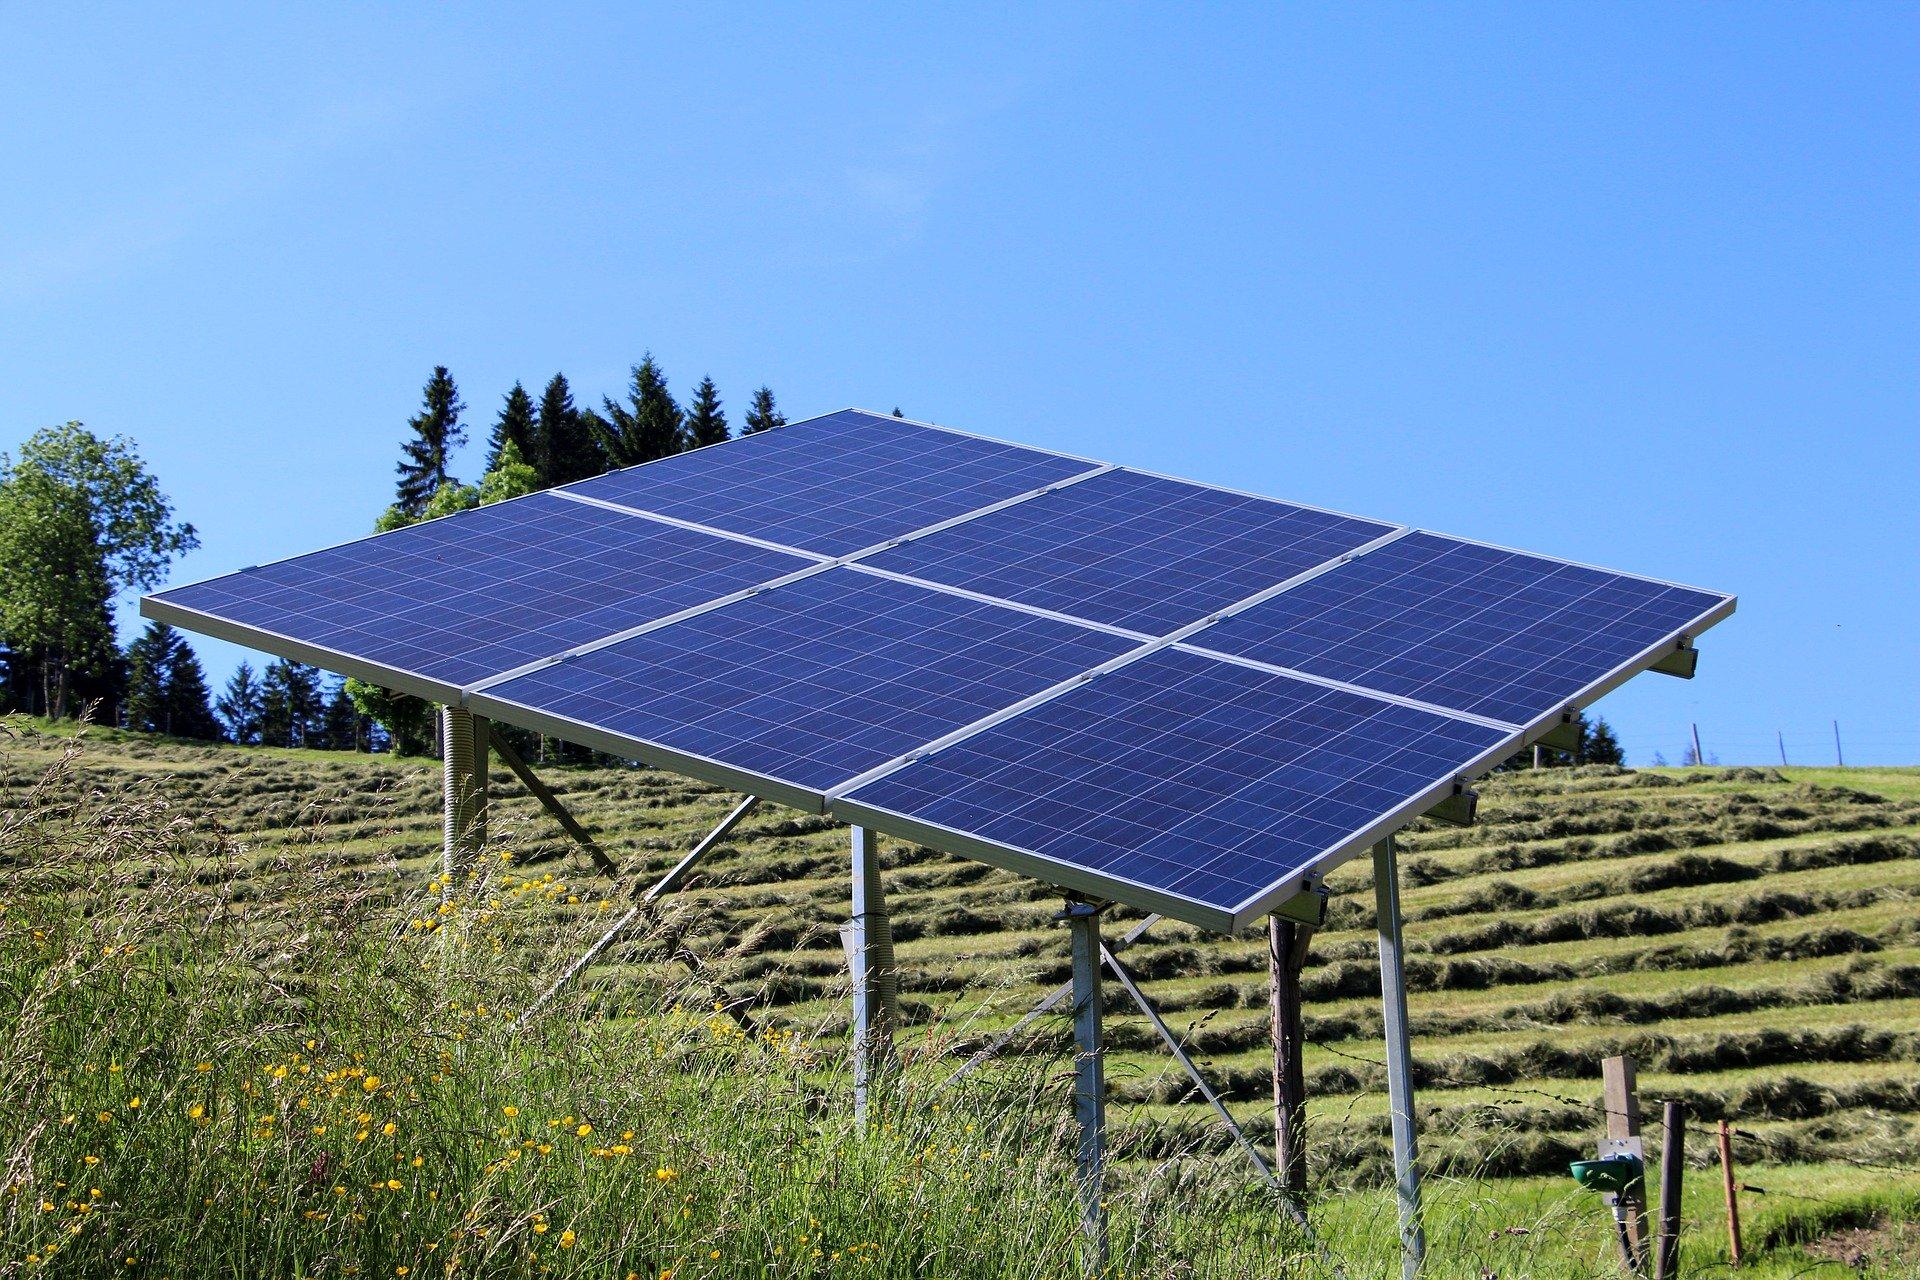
[858,468,1397,635]
[142,407,1733,933]
[144,492,811,701]
[1192,531,1732,728]
[469,568,1136,811]
[561,409,1098,557]
[833,646,1509,930]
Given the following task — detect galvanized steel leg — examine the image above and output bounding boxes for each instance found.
[1373,836,1425,1279]
[442,707,488,892]
[1065,900,1107,1276]
[847,826,898,1133]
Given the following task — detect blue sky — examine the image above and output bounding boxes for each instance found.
[3,5,1914,765]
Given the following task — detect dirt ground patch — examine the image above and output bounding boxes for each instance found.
[1802,1215,1920,1272]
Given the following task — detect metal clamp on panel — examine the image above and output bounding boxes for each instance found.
[1272,879,1330,928]
[1427,779,1478,828]
[1537,710,1583,754]
[1650,640,1699,679]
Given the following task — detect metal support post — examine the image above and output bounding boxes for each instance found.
[1064,899,1107,1276]
[846,826,899,1132]
[442,707,488,891]
[1374,836,1426,1280]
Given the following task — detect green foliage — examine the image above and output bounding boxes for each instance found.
[486,380,537,472]
[535,372,603,486]
[479,439,539,506]
[0,423,194,719]
[743,385,785,434]
[344,677,434,756]
[685,376,729,448]
[394,366,467,518]
[599,355,685,466]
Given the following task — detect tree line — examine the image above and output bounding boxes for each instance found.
[0,357,789,753]
[2,372,1625,769]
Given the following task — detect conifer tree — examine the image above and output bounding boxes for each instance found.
[486,381,536,472]
[599,355,684,466]
[1582,717,1625,766]
[395,366,466,518]
[124,620,180,732]
[217,661,265,744]
[743,386,785,434]
[259,659,323,748]
[535,373,602,486]
[685,377,729,447]
[317,678,366,751]
[162,640,222,741]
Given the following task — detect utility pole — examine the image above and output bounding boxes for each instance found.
[1690,723,1704,768]
[1833,720,1845,767]
[1777,730,1787,767]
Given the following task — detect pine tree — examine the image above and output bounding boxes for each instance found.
[217,662,265,745]
[743,386,785,434]
[598,355,684,466]
[395,366,466,518]
[685,377,729,448]
[535,373,603,486]
[124,621,181,732]
[486,381,537,472]
[163,642,222,741]
[1582,716,1625,766]
[316,679,366,751]
[259,659,323,748]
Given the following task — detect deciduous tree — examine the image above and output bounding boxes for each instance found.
[0,423,195,719]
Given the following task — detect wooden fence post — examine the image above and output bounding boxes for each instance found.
[1268,916,1312,1193]
[1603,1055,1650,1271]
[1717,1119,1743,1266]
[1653,1101,1685,1280]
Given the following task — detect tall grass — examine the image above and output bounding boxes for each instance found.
[3,730,1916,1278]
[0,734,1347,1278]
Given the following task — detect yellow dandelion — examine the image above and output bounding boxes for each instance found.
[654,1167,678,1183]
[126,1097,140,1109]
[502,1106,519,1118]
[558,1230,576,1249]
[382,1122,397,1136]
[575,1123,592,1137]
[386,1178,403,1191]
[362,1076,381,1092]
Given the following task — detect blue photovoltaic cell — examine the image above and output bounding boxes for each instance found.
[842,646,1507,919]
[562,409,1095,556]
[479,568,1136,796]
[150,492,810,688]
[1196,532,1730,726]
[860,468,1394,635]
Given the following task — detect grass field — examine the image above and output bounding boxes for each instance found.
[2,714,1916,1277]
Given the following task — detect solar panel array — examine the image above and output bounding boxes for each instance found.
[145,409,1732,931]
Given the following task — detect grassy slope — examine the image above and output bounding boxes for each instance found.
[4,716,1917,1276]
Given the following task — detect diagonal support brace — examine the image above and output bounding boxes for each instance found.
[942,912,1163,1088]
[513,795,760,1029]
[488,725,619,879]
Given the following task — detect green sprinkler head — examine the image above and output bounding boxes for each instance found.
[1569,1154,1644,1194]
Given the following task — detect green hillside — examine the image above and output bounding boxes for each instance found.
[3,715,1917,1276]
[6,717,1915,1173]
